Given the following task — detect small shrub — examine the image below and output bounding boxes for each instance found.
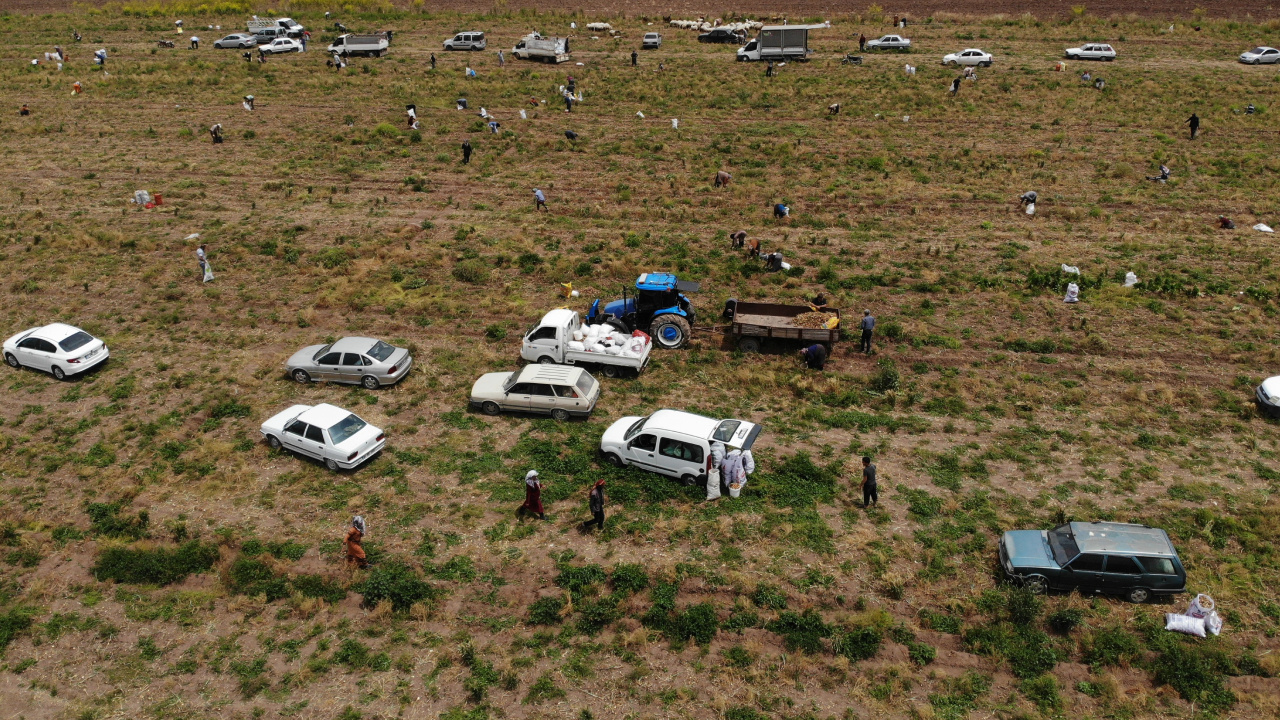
[228,558,290,601]
[0,606,38,653]
[554,563,607,599]
[1006,587,1043,625]
[908,640,937,666]
[673,603,719,645]
[574,597,619,636]
[609,564,650,595]
[483,325,506,341]
[527,596,566,625]
[1084,626,1143,667]
[291,574,347,603]
[358,560,442,612]
[919,609,962,634]
[431,555,476,582]
[1020,674,1063,712]
[1151,644,1236,712]
[86,502,149,539]
[523,673,566,704]
[765,609,831,654]
[751,582,788,609]
[91,541,219,585]
[333,638,372,668]
[451,260,490,284]
[833,626,882,661]
[867,359,900,392]
[1047,608,1084,634]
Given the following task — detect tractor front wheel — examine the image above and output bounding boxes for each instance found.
[650,315,691,349]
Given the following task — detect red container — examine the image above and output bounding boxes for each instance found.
[153,193,163,205]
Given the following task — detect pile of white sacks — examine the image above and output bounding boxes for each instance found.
[566,325,649,358]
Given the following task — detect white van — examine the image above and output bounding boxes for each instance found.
[444,31,487,51]
[600,409,760,485]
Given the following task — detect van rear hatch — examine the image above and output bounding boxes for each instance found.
[711,419,760,450]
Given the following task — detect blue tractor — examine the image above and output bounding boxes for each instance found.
[586,273,699,349]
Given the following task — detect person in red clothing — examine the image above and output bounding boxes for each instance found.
[345,516,367,568]
[522,470,546,520]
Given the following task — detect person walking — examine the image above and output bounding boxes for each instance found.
[522,470,546,520]
[765,61,775,77]
[1186,112,1200,140]
[564,93,573,113]
[950,76,962,96]
[430,53,436,70]
[582,479,606,531]
[799,344,827,370]
[302,30,310,51]
[196,243,208,278]
[533,188,547,211]
[498,49,505,66]
[859,309,875,355]
[631,49,638,66]
[345,516,368,568]
[859,457,878,508]
[461,139,472,164]
[859,33,866,52]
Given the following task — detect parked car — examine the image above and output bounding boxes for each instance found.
[1239,46,1280,64]
[1000,521,1187,603]
[599,409,760,486]
[698,27,744,44]
[1065,43,1116,60]
[214,33,257,49]
[261,403,385,471]
[286,337,412,389]
[253,27,289,44]
[1254,376,1280,418]
[260,37,303,54]
[470,364,600,421]
[444,31,487,51]
[942,48,993,67]
[866,34,911,51]
[642,32,662,49]
[4,323,108,380]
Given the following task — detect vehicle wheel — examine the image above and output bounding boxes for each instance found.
[4,353,19,369]
[650,315,691,350]
[374,50,382,57]
[1105,56,1114,61]
[1024,575,1049,594]
[538,356,556,366]
[292,369,311,383]
[52,365,66,381]
[325,458,340,472]
[1126,587,1151,603]
[481,401,501,416]
[737,337,761,354]
[267,435,282,450]
[680,474,697,487]
[361,375,380,390]
[551,408,570,422]
[604,453,624,467]
[602,365,621,379]
[981,61,992,67]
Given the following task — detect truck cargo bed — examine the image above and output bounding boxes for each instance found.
[730,302,842,344]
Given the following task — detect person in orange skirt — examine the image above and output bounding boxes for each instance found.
[345,516,367,568]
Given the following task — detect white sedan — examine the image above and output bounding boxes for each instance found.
[1065,43,1116,61]
[261,37,303,54]
[942,48,993,67]
[3,323,109,380]
[261,404,386,471]
[1239,46,1280,64]
[866,34,912,51]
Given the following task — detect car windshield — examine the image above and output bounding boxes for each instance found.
[312,344,333,361]
[575,373,595,395]
[367,341,395,362]
[58,331,94,353]
[712,420,741,442]
[1250,48,1268,54]
[1046,525,1080,566]
[624,417,647,441]
[328,414,368,445]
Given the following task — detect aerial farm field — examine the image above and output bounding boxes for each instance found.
[1,2,1280,719]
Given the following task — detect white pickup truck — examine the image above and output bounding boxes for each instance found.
[328,33,389,57]
[521,309,651,377]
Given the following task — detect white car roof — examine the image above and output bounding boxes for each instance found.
[298,403,354,429]
[34,323,84,342]
[541,308,577,327]
[515,364,588,385]
[331,336,378,353]
[644,408,720,439]
[963,48,986,53]
[1262,376,1280,397]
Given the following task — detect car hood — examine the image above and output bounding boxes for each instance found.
[287,345,328,368]
[601,416,642,449]
[1259,376,1280,403]
[471,372,514,399]
[1002,530,1057,569]
[333,423,384,454]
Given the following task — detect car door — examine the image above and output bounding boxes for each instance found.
[1100,555,1145,594]
[523,325,560,361]
[338,353,366,383]
[304,424,329,461]
[1268,49,1280,63]
[283,419,310,455]
[626,433,659,470]
[1063,552,1107,592]
[15,337,46,370]
[1136,556,1182,592]
[525,383,557,414]
[503,382,534,412]
[657,437,705,480]
[551,385,586,415]
[315,351,343,381]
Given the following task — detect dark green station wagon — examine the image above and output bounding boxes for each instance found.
[1000,521,1187,603]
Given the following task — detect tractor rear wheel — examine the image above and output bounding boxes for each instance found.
[650,315,691,349]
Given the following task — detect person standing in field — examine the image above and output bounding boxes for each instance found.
[859,33,866,51]
[196,244,208,278]
[860,457,878,508]
[1186,113,1199,140]
[533,188,547,211]
[631,49,638,66]
[582,479,606,531]
[498,49,505,66]
[950,76,962,96]
[859,309,875,355]
[461,139,472,164]
[345,516,367,568]
[522,470,546,520]
[430,53,436,70]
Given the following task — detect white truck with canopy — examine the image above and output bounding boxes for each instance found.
[247,16,305,37]
[328,33,389,57]
[737,24,827,62]
[513,32,571,63]
[521,309,651,377]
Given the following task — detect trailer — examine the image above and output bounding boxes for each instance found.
[513,32,571,63]
[736,24,827,62]
[723,301,841,352]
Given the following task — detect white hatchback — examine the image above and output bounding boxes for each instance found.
[942,48,993,67]
[1065,43,1116,61]
[261,403,386,471]
[3,323,109,380]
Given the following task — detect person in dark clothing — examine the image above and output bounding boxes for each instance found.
[1219,215,1235,229]
[522,470,546,520]
[19,104,30,116]
[564,94,573,113]
[631,50,638,66]
[810,293,829,310]
[859,33,866,51]
[950,76,962,96]
[1019,190,1037,207]
[567,76,576,94]
[582,479,605,531]
[765,61,775,77]
[461,139,472,164]
[1146,164,1170,182]
[430,53,436,70]
[860,457,878,508]
[859,310,875,355]
[565,130,579,141]
[714,170,732,187]
[799,344,827,370]
[1186,113,1199,139]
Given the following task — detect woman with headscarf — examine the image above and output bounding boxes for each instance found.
[345,516,367,568]
[583,479,605,531]
[522,470,545,520]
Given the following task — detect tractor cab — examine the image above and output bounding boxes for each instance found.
[587,273,699,349]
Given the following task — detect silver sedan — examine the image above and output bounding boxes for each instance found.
[286,337,412,389]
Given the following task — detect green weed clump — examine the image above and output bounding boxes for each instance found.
[766,609,832,654]
[609,563,650,595]
[1083,626,1143,667]
[1019,674,1063,712]
[918,608,962,634]
[929,671,992,720]
[227,558,290,601]
[1151,643,1237,713]
[357,560,443,612]
[1047,608,1084,634]
[290,574,347,603]
[671,603,719,645]
[91,541,219,585]
[554,563,607,600]
[523,673,566,704]
[527,596,567,626]
[86,502,150,540]
[0,606,39,653]
[832,626,882,661]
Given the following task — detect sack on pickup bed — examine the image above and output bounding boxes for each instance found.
[567,341,585,352]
